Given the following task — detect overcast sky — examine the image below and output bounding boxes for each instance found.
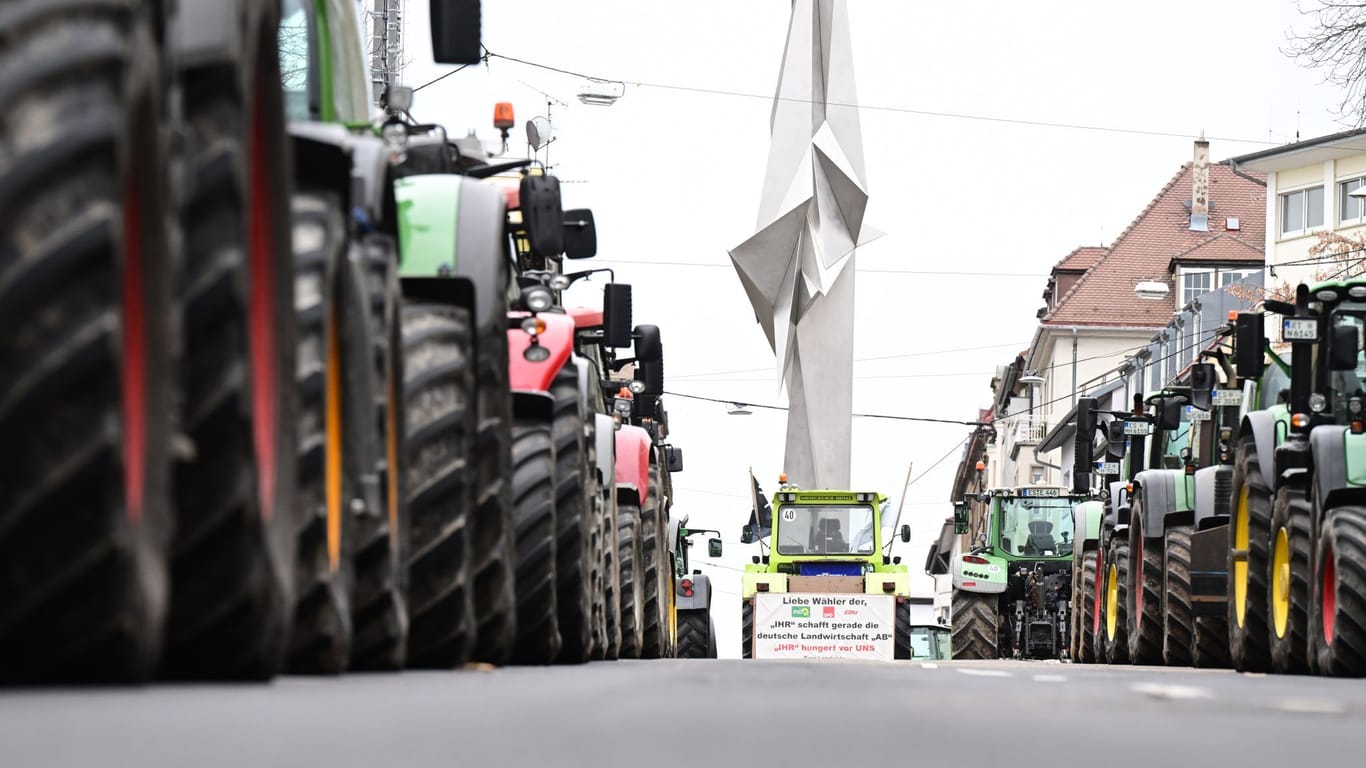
[392,0,1346,657]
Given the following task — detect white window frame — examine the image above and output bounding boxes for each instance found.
[1179,268,1213,307]
[1341,176,1366,226]
[1280,184,1325,238]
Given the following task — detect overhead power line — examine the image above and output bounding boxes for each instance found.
[482,49,1279,147]
[661,390,989,426]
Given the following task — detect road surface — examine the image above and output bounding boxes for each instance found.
[2,659,1363,766]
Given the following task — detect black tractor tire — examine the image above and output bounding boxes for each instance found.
[400,303,476,668]
[163,0,297,680]
[1162,525,1195,667]
[895,598,913,660]
[1078,551,1099,663]
[1228,434,1273,672]
[741,599,754,659]
[1311,507,1366,676]
[707,618,718,658]
[1126,503,1163,665]
[0,2,175,683]
[600,491,622,661]
[1069,564,1081,663]
[510,420,560,664]
[1103,537,1131,664]
[1193,615,1231,668]
[640,462,671,659]
[951,589,1000,659]
[550,367,596,664]
[617,498,645,659]
[286,191,371,674]
[1269,486,1313,674]
[675,610,712,659]
[467,298,517,665]
[346,241,408,670]
[588,489,610,661]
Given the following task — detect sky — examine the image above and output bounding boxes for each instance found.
[390,0,1348,657]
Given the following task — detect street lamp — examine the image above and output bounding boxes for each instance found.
[577,78,625,106]
[1134,279,1170,300]
[728,402,753,416]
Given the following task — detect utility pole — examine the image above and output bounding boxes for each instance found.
[368,0,403,106]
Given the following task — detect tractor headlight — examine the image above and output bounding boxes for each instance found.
[523,343,551,363]
[549,274,571,291]
[614,397,633,419]
[629,379,647,394]
[1351,397,1363,415]
[1310,392,1328,413]
[522,285,554,313]
[521,316,546,336]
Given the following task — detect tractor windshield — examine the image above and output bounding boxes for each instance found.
[279,0,310,121]
[997,497,1074,557]
[775,505,875,556]
[909,626,951,660]
[1329,311,1366,422]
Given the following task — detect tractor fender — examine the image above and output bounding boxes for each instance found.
[394,175,508,333]
[614,425,651,505]
[507,312,575,393]
[1242,409,1283,493]
[675,572,711,612]
[1311,425,1366,510]
[594,413,616,490]
[1133,469,1189,539]
[1072,500,1104,547]
[951,552,1007,594]
[1105,481,1130,529]
[511,390,553,423]
[1193,465,1234,530]
[288,123,354,214]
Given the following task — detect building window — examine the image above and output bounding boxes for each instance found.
[1181,269,1212,306]
[1342,177,1366,224]
[1281,186,1324,236]
[1030,466,1044,485]
[1219,269,1260,288]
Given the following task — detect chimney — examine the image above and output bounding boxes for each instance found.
[1191,135,1210,232]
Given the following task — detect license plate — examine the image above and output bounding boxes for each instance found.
[1097,461,1120,475]
[1283,317,1318,342]
[1211,390,1243,407]
[1020,487,1061,497]
[1124,421,1153,436]
[1185,405,1211,421]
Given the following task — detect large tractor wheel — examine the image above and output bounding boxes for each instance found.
[895,598,913,660]
[675,610,712,659]
[400,303,476,668]
[640,463,671,658]
[287,191,372,673]
[1103,537,1131,664]
[164,0,297,680]
[951,590,999,659]
[1193,614,1231,668]
[588,492,610,661]
[347,241,409,670]
[468,300,517,665]
[1161,525,1194,667]
[1269,486,1313,674]
[1078,551,1099,663]
[510,420,560,664]
[0,2,174,683]
[1125,501,1163,665]
[550,367,596,664]
[616,496,645,659]
[741,599,754,659]
[1228,434,1272,672]
[1311,506,1366,676]
[600,491,622,661]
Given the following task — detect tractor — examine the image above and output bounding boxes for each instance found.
[740,478,914,660]
[671,515,723,659]
[950,485,1083,660]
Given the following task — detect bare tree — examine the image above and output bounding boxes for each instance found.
[1229,231,1366,308]
[1286,1,1366,126]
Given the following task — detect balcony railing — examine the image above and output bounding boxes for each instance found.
[1004,415,1047,458]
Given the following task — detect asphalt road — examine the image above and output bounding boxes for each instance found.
[3,659,1365,767]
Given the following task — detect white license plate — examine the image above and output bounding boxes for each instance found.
[1211,390,1244,406]
[1185,405,1211,421]
[1123,421,1153,436]
[1283,318,1318,341]
[1097,461,1120,475]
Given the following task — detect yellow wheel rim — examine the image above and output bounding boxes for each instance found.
[1106,562,1119,640]
[1233,485,1250,626]
[325,305,343,572]
[1272,526,1290,637]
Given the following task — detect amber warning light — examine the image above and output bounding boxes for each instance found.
[493,102,515,130]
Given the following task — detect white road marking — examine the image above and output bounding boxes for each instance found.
[1032,674,1067,683]
[1276,698,1347,715]
[920,663,939,669]
[957,668,1013,678]
[1130,682,1214,701]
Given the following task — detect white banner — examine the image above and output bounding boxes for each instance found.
[752,593,895,660]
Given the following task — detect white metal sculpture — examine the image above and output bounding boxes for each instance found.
[729,0,878,489]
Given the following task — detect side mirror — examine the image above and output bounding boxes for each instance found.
[563,209,597,260]
[602,284,633,348]
[1106,420,1128,459]
[900,524,911,543]
[740,524,757,545]
[1234,312,1266,379]
[634,324,662,363]
[429,0,482,64]
[382,85,414,113]
[953,504,969,535]
[1189,363,1216,411]
[665,445,684,473]
[1157,398,1183,431]
[518,174,564,259]
[1332,324,1360,371]
[708,538,723,558]
[1072,397,1097,494]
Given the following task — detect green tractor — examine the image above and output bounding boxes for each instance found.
[950,485,1084,660]
[1226,280,1366,675]
[670,515,723,659]
[740,479,913,660]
